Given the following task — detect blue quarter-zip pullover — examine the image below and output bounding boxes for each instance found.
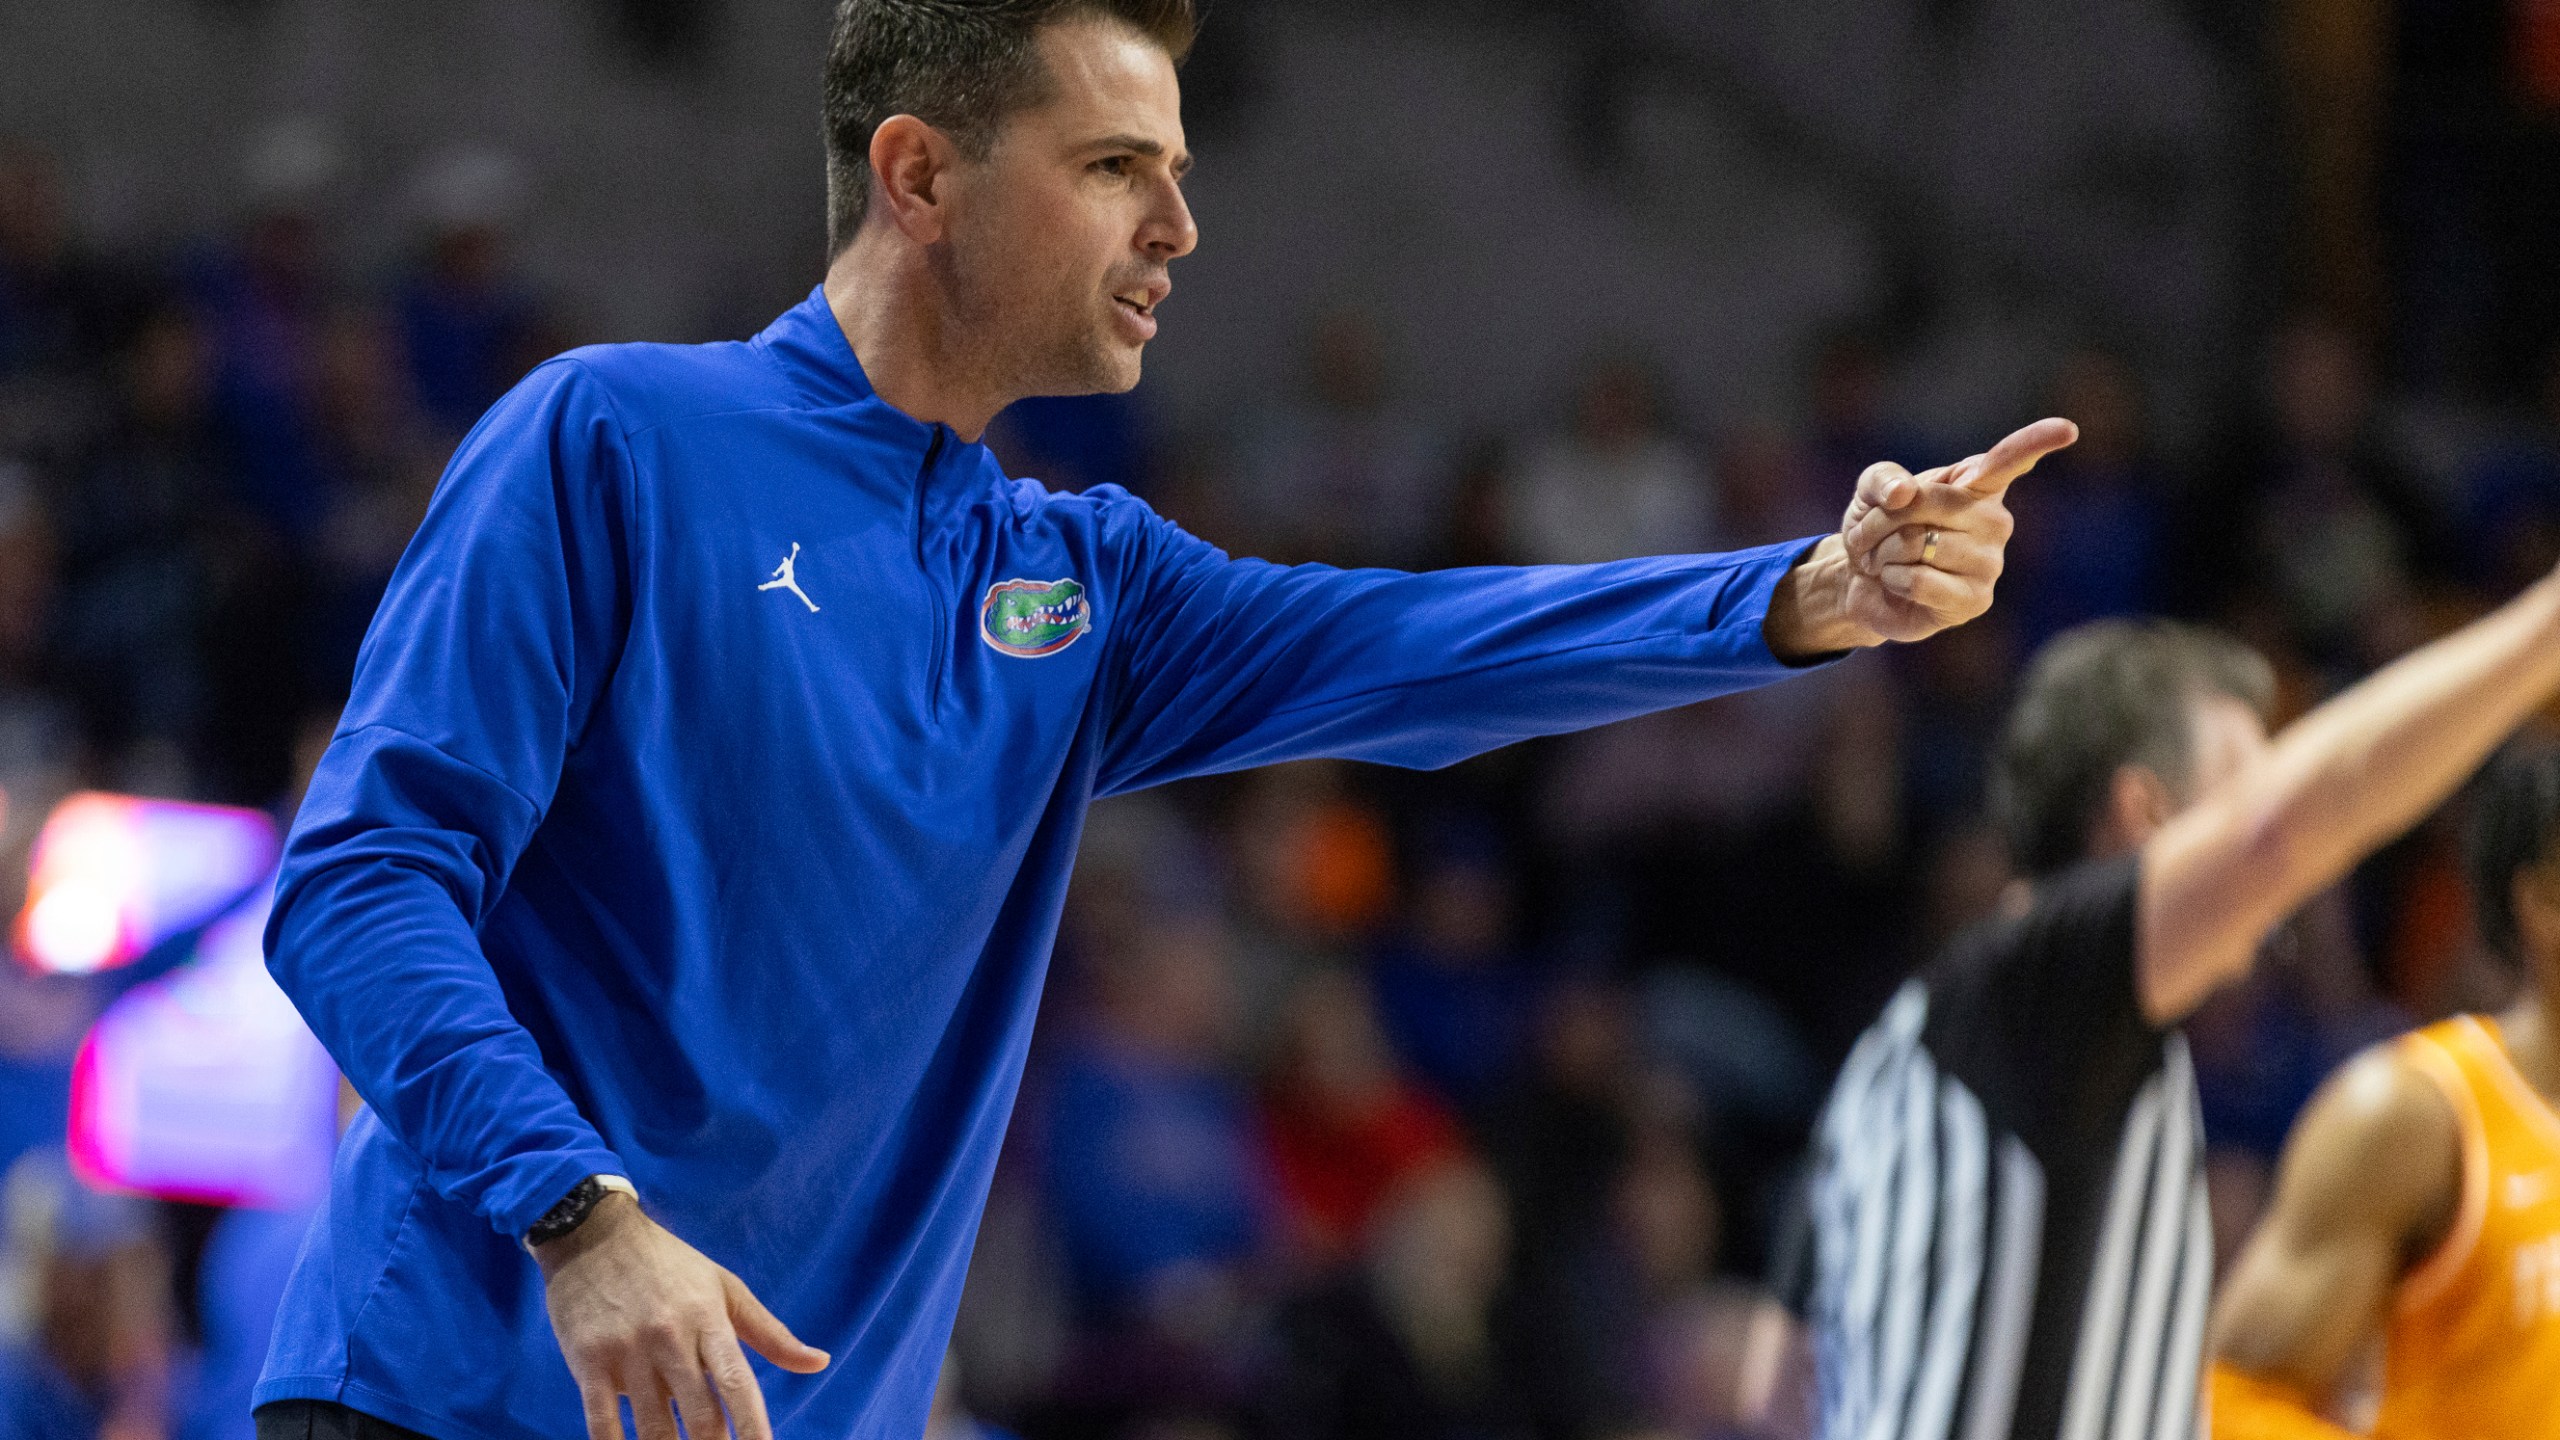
[257,289,1825,1440]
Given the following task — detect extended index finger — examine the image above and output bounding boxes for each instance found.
[1952,417,2079,497]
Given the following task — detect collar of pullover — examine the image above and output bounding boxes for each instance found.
[756,286,1004,527]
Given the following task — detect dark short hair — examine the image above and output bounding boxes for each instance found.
[1991,619,2276,877]
[2465,743,2560,966]
[822,0,1197,253]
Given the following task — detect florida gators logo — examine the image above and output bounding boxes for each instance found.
[980,578,1091,658]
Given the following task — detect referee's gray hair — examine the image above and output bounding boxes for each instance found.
[1992,619,2275,877]
[822,0,1197,256]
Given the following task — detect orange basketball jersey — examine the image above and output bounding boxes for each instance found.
[2373,1015,2560,1440]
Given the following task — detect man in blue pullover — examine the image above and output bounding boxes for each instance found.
[252,4,2075,1440]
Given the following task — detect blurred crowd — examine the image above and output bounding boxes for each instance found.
[6,86,2560,1440]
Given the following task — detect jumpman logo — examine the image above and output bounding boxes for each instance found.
[758,543,820,613]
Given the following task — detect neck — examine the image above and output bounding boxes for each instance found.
[822,231,1007,441]
[2498,982,2560,1103]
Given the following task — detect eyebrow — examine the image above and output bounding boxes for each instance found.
[1091,134,1194,177]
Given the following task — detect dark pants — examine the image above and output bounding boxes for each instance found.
[254,1400,438,1440]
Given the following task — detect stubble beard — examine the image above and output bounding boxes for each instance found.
[943,233,1138,403]
[1020,291,1139,398]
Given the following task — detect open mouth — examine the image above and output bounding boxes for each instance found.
[1112,277,1169,327]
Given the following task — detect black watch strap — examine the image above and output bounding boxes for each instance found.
[523,1175,636,1251]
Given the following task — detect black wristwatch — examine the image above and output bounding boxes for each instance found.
[523,1175,637,1253]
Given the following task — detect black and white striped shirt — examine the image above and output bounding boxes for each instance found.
[1809,856,2212,1440]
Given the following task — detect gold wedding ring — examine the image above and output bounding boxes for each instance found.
[1921,528,1941,566]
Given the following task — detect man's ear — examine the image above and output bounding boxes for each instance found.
[866,114,956,243]
[2100,764,2178,854]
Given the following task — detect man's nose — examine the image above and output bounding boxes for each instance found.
[1142,177,1198,261]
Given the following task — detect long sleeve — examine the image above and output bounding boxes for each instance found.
[1095,507,1823,796]
[264,360,634,1238]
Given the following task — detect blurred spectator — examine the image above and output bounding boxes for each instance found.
[1264,1160,1540,1440]
[1533,1129,1723,1432]
[1484,981,1640,1287]
[1225,764,1396,1047]
[0,1152,177,1440]
[1040,914,1266,1368]
[1531,1130,1813,1440]
[0,142,141,470]
[1536,654,1902,1064]
[1368,826,1535,1116]
[1999,351,2167,651]
[1239,768,1396,939]
[2208,317,2448,667]
[300,305,443,695]
[1631,967,1820,1165]
[185,120,345,553]
[396,150,547,438]
[1505,354,1711,565]
[1256,969,1466,1268]
[1231,307,1447,566]
[50,307,230,778]
[0,143,108,378]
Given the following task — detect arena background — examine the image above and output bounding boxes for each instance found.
[1,1,2555,1437]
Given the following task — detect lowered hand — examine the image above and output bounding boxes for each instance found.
[535,1193,830,1440]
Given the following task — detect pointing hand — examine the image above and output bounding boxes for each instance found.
[1766,417,2078,658]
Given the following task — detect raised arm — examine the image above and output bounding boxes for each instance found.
[2138,566,2560,1022]
[1097,419,2075,793]
[2206,1050,2463,1438]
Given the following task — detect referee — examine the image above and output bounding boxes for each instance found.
[248,4,2068,1440]
[1808,564,2560,1440]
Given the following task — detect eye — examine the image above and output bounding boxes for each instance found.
[1093,155,1134,177]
